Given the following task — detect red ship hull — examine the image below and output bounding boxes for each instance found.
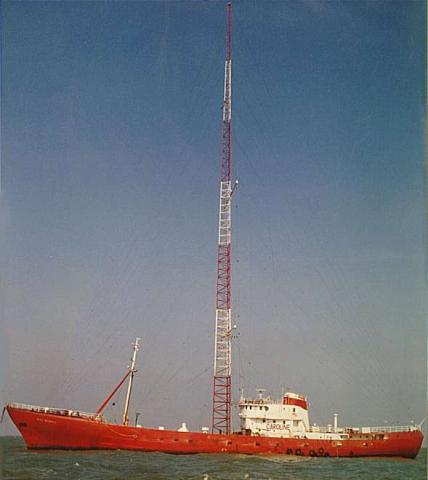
[7,405,423,458]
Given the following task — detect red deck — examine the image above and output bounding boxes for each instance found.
[7,405,423,458]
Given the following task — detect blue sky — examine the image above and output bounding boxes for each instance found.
[1,0,426,435]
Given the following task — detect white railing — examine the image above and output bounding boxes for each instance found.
[9,402,100,420]
[366,425,420,433]
[310,425,420,434]
[239,398,283,406]
[309,426,346,434]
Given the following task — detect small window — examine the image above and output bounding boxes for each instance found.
[259,406,263,410]
[265,406,269,411]
[262,418,266,423]
[283,421,285,425]
[293,408,296,413]
[250,406,252,410]
[273,420,276,423]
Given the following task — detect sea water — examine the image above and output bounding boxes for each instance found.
[1,437,426,480]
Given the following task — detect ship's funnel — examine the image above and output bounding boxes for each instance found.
[333,413,338,432]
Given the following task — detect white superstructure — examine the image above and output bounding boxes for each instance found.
[239,390,421,440]
[239,391,346,440]
[239,392,310,438]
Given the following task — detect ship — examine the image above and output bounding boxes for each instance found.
[4,3,424,458]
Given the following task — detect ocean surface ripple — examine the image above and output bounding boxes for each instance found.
[2,437,426,480]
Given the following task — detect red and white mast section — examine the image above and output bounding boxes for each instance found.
[212,2,235,435]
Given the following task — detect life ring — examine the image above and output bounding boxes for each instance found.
[295,448,302,456]
[309,449,317,457]
[286,448,293,455]
[318,447,324,455]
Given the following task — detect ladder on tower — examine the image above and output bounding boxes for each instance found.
[212,2,233,435]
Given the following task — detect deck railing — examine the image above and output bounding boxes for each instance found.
[306,424,419,434]
[309,426,345,434]
[366,425,420,433]
[9,402,101,420]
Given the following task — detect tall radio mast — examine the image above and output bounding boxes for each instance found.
[212,2,234,435]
